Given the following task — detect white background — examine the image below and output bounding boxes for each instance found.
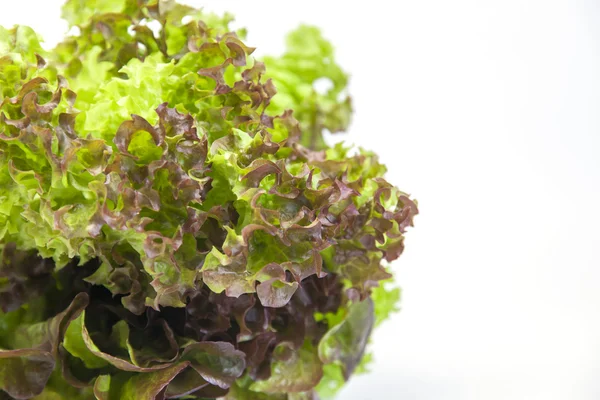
[2,1,600,399]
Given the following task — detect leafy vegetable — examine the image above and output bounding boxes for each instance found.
[0,0,417,398]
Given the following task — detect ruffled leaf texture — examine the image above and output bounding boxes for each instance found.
[0,1,417,399]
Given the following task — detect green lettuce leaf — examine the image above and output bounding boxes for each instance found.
[250,341,323,394]
[318,298,374,379]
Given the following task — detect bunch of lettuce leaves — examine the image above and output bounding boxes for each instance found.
[0,1,417,399]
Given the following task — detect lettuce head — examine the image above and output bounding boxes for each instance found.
[0,1,417,399]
